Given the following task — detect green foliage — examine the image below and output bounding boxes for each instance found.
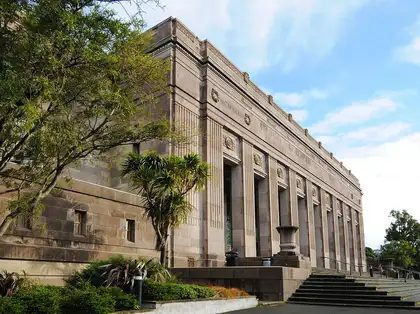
[380,240,417,268]
[143,280,216,301]
[365,247,377,261]
[12,285,63,314]
[0,0,175,236]
[122,151,210,264]
[381,210,420,269]
[60,286,115,314]
[2,283,139,314]
[0,270,27,296]
[97,286,139,311]
[66,255,174,292]
[385,210,420,249]
[0,296,27,314]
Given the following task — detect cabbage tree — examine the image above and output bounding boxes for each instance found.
[122,151,210,265]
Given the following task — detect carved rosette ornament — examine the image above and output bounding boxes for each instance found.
[296,178,302,189]
[277,168,284,179]
[253,153,262,166]
[244,114,251,125]
[211,88,219,102]
[223,136,234,150]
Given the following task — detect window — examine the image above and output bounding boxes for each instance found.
[126,219,135,242]
[16,214,31,229]
[74,210,87,235]
[133,143,140,154]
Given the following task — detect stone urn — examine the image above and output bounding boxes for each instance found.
[276,225,299,254]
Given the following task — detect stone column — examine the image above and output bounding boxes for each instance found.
[242,141,256,257]
[331,196,341,270]
[351,208,359,272]
[284,169,299,255]
[258,174,271,257]
[305,181,317,266]
[319,189,330,268]
[231,161,245,256]
[342,205,351,270]
[358,211,367,272]
[269,157,280,256]
[286,169,299,227]
[202,118,225,266]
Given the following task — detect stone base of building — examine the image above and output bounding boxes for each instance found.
[271,253,312,269]
[170,266,311,301]
[0,258,88,286]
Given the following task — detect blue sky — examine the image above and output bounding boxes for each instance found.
[114,0,420,249]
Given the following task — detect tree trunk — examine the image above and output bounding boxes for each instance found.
[160,243,166,266]
[0,210,20,237]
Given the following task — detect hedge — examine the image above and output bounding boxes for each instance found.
[143,280,216,301]
[0,285,139,314]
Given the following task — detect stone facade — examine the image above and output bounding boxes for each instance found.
[149,17,365,270]
[0,17,366,275]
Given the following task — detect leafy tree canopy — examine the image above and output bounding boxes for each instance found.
[385,210,420,249]
[0,0,177,236]
[365,247,376,260]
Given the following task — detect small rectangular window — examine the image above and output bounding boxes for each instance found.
[74,210,87,235]
[16,214,31,229]
[133,143,140,154]
[126,219,135,242]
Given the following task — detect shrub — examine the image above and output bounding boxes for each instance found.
[208,286,249,298]
[143,280,216,301]
[60,286,115,314]
[0,270,36,296]
[66,255,174,291]
[97,286,139,311]
[0,296,27,314]
[12,285,63,314]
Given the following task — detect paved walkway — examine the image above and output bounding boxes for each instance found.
[231,304,419,313]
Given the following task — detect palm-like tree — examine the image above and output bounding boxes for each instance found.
[122,151,210,266]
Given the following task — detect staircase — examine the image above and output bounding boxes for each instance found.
[288,273,420,308]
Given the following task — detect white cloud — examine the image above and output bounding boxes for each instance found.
[310,97,399,134]
[114,0,371,72]
[395,15,420,65]
[274,88,328,107]
[345,122,411,142]
[289,110,309,122]
[341,133,420,248]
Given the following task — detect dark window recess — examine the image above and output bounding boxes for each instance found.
[133,143,140,154]
[16,214,31,229]
[126,219,135,242]
[74,210,87,235]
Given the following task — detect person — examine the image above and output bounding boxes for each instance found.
[369,265,373,277]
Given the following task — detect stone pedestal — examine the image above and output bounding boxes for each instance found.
[271,226,311,269]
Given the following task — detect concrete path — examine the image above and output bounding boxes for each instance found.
[230,303,419,313]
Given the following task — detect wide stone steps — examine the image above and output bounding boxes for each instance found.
[287,296,415,307]
[288,274,419,308]
[296,288,388,295]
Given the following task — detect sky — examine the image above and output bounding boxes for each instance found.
[112,0,420,249]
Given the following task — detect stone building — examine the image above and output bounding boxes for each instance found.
[0,17,365,279]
